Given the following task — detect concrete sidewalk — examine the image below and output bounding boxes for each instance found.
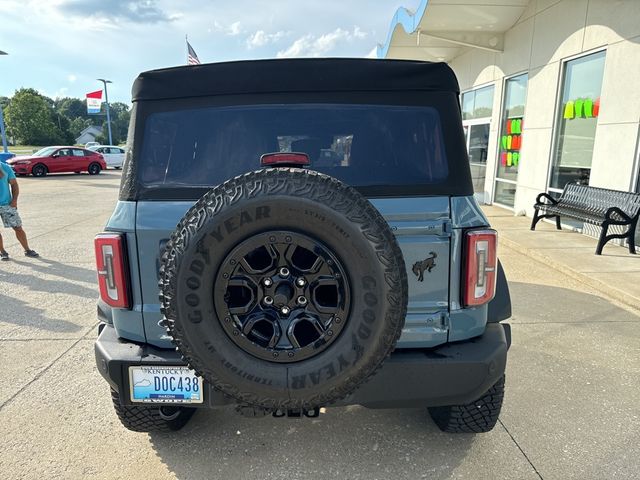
[484,205,640,311]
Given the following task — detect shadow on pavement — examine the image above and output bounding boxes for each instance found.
[149,406,475,479]
[1,259,97,299]
[0,292,82,333]
[18,257,97,285]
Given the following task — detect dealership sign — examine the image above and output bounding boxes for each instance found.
[86,90,103,115]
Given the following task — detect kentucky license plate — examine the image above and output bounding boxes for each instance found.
[129,366,203,404]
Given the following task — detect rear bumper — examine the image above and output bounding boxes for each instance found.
[95,322,509,409]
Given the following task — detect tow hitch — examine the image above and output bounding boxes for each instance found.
[273,407,320,418]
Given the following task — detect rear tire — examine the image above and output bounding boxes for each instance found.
[88,163,102,175]
[428,376,505,433]
[32,164,47,177]
[110,389,196,432]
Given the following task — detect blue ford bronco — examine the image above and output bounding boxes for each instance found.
[94,58,511,433]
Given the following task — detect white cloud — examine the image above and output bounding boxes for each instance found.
[246,30,287,49]
[229,21,242,36]
[352,26,367,39]
[277,26,368,58]
[52,86,69,98]
[67,74,77,83]
[213,20,242,36]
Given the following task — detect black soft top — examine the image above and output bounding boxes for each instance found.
[131,58,460,102]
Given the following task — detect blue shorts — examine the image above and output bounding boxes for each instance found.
[0,206,22,228]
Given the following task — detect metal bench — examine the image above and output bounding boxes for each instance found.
[531,183,640,255]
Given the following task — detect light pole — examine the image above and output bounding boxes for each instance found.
[1,50,8,154]
[97,78,113,145]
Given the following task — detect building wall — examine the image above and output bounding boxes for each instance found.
[448,0,640,216]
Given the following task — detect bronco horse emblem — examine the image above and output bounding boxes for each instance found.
[412,252,437,282]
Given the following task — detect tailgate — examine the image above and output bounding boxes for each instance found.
[135,197,451,349]
[370,197,450,348]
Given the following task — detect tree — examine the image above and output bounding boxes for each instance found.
[4,88,64,145]
[70,117,91,139]
[0,96,9,111]
[56,97,87,121]
[53,113,75,144]
[108,102,131,144]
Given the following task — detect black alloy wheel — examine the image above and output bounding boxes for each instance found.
[215,230,350,363]
[88,163,101,175]
[32,164,47,177]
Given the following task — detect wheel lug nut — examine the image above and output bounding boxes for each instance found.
[297,296,308,306]
[288,351,294,357]
[263,278,273,287]
[280,306,290,315]
[264,296,274,306]
[296,277,306,287]
[327,330,333,336]
[279,267,290,278]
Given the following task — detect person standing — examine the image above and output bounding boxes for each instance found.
[0,161,38,260]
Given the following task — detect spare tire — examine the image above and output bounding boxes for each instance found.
[159,168,408,409]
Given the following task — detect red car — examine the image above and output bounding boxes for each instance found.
[7,146,107,177]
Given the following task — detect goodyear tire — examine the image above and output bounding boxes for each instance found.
[159,168,408,409]
[428,376,505,433]
[110,389,195,432]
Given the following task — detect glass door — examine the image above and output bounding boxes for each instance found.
[494,73,528,208]
[461,85,494,203]
[465,121,490,199]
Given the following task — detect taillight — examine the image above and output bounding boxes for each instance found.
[94,233,131,309]
[463,229,497,307]
[260,152,310,167]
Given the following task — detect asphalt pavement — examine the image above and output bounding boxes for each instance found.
[0,171,639,480]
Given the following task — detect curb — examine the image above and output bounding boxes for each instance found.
[499,235,640,312]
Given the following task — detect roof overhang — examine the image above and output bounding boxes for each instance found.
[378,0,531,61]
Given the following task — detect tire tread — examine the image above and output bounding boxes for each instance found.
[110,389,194,432]
[428,376,505,433]
[159,168,408,409]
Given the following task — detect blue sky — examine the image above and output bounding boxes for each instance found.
[0,0,420,104]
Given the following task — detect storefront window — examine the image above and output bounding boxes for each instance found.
[461,85,494,120]
[549,51,606,190]
[494,73,528,207]
[461,85,494,202]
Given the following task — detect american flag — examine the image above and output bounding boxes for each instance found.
[187,40,200,65]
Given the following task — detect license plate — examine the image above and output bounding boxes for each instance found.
[129,366,204,404]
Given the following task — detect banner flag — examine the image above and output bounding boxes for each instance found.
[86,90,103,115]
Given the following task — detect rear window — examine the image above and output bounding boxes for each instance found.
[139,104,448,188]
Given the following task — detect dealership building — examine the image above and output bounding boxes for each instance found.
[379,0,639,245]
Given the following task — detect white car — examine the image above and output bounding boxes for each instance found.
[89,145,125,169]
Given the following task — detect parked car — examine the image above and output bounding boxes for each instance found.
[94,58,512,434]
[7,146,106,177]
[88,145,125,169]
[85,141,100,149]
